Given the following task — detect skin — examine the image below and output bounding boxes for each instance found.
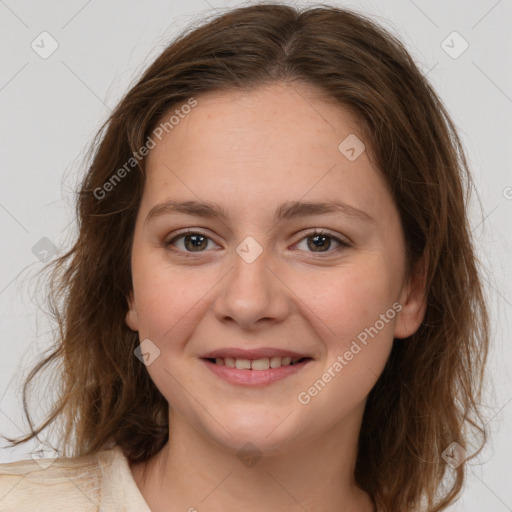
[125,82,427,512]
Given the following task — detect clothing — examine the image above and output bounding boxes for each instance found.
[0,445,151,511]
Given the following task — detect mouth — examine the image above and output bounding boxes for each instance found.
[200,349,314,386]
[203,355,312,370]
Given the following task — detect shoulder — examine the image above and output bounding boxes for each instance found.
[0,445,139,512]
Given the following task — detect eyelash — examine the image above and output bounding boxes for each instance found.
[164,228,351,258]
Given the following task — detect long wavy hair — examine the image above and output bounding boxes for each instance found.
[4,3,490,511]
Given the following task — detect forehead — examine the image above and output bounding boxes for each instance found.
[142,83,393,225]
[148,82,365,167]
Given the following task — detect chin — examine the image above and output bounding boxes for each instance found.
[202,411,304,456]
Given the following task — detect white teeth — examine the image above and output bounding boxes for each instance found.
[235,358,251,369]
[269,356,281,368]
[212,356,303,369]
[224,357,236,368]
[251,358,270,370]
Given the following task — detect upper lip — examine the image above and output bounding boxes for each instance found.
[201,347,312,360]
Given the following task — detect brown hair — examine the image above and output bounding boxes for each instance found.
[5,3,490,511]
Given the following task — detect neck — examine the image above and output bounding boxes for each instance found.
[130,403,375,512]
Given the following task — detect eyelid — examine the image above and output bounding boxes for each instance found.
[291,228,352,256]
[165,228,220,249]
[297,228,352,247]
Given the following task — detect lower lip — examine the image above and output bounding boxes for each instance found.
[201,358,312,386]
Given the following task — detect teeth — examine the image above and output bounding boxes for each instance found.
[212,356,303,370]
[224,357,236,368]
[270,356,281,368]
[251,358,270,370]
[235,358,251,369]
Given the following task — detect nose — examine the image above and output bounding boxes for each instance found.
[212,242,291,331]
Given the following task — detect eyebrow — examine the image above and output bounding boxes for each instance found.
[145,199,375,225]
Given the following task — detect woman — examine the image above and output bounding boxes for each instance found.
[0,3,489,511]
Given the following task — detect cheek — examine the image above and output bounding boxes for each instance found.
[290,258,399,401]
[295,258,400,341]
[295,264,398,417]
[130,252,217,341]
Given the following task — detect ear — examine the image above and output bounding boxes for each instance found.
[125,290,139,332]
[393,257,428,339]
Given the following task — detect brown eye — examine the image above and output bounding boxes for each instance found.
[307,233,333,252]
[167,231,217,253]
[295,230,350,255]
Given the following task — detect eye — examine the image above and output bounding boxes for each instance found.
[165,228,351,257]
[294,229,351,255]
[166,230,219,254]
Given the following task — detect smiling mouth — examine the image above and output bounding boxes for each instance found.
[204,356,312,370]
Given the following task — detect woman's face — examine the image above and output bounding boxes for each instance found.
[126,82,426,454]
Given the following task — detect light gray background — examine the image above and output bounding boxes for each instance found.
[1,1,511,510]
